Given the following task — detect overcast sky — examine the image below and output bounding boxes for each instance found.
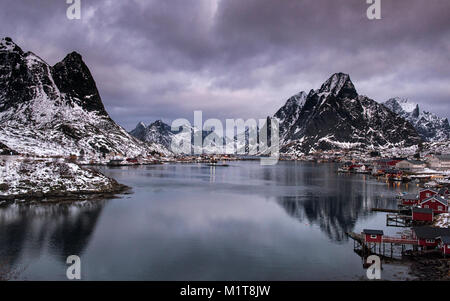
[1,0,449,130]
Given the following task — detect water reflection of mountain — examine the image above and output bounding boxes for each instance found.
[276,173,400,242]
[0,201,106,268]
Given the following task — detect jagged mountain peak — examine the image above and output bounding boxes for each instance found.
[285,91,307,107]
[385,97,418,114]
[130,120,177,155]
[137,121,147,129]
[52,50,108,116]
[150,119,168,127]
[270,73,422,154]
[64,51,83,60]
[0,37,23,54]
[318,72,357,99]
[383,97,450,142]
[148,120,173,135]
[57,51,85,68]
[0,40,153,157]
[274,91,308,143]
[412,105,420,118]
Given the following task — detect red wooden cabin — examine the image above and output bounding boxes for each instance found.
[412,207,433,222]
[362,229,384,243]
[420,196,448,214]
[348,164,362,171]
[397,193,419,206]
[412,227,450,249]
[419,188,438,202]
[375,159,401,168]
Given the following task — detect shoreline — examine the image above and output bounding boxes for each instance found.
[0,157,133,205]
[408,255,450,281]
[0,182,131,206]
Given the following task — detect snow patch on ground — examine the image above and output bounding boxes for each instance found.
[434,213,450,228]
[0,156,121,200]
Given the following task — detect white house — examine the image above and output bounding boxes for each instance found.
[395,160,426,172]
[427,155,450,170]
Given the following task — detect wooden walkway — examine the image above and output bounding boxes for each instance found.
[371,208,402,213]
[347,232,418,259]
[382,236,417,245]
[346,232,417,245]
[386,214,412,227]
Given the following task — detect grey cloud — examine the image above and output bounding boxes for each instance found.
[0,0,449,130]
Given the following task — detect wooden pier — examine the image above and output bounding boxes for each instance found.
[347,231,418,259]
[371,207,411,214]
[371,208,402,213]
[386,214,412,227]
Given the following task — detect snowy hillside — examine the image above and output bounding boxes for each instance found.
[0,157,126,201]
[0,37,154,158]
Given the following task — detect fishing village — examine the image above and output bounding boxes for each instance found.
[336,153,450,280]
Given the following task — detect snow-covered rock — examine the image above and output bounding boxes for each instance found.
[0,157,126,201]
[274,91,307,144]
[383,97,450,142]
[0,37,154,158]
[130,120,175,153]
[434,213,450,228]
[271,73,422,155]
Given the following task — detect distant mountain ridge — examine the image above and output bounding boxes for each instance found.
[0,37,155,157]
[130,120,174,150]
[383,97,450,142]
[132,73,433,156]
[1,37,445,157]
[129,120,229,154]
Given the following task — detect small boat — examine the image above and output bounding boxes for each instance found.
[207,162,229,167]
[424,181,439,188]
[108,159,123,166]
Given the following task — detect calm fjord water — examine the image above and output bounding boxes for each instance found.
[0,162,416,280]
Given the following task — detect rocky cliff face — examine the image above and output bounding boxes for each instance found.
[274,91,307,143]
[272,73,422,155]
[52,51,108,116]
[0,37,152,157]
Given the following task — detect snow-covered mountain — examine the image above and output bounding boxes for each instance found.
[383,97,450,142]
[130,120,228,154]
[132,73,426,156]
[272,73,422,155]
[0,37,153,157]
[130,120,174,149]
[274,91,307,143]
[129,120,177,155]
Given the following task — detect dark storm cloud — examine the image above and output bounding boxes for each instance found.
[0,0,449,130]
